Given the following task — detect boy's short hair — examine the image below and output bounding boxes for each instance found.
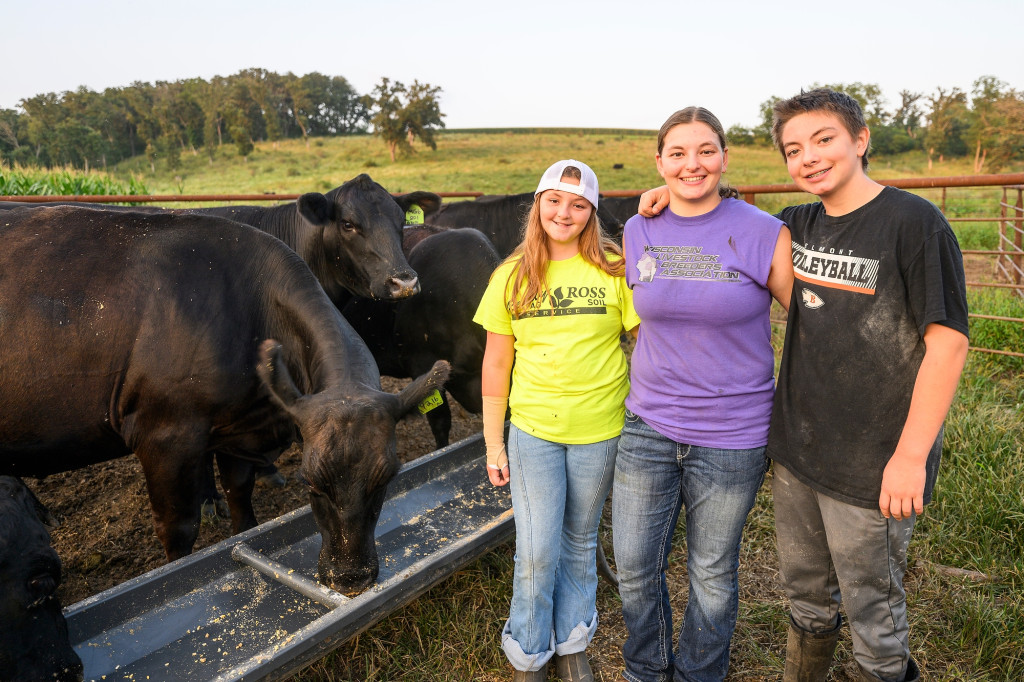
[771,88,870,170]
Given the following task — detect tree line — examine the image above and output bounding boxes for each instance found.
[728,76,1024,173]
[2,72,1020,175]
[0,68,445,172]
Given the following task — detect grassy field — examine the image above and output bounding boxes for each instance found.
[8,131,1024,680]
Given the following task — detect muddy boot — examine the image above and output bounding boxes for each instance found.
[856,656,920,682]
[512,668,547,682]
[554,652,594,682]
[783,616,841,682]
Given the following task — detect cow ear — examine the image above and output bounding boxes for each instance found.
[394,191,442,218]
[256,339,306,413]
[297,192,334,227]
[389,360,451,418]
[20,479,60,529]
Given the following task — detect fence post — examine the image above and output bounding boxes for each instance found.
[1015,187,1023,287]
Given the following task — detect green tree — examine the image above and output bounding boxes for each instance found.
[20,91,67,166]
[924,87,970,167]
[965,77,1024,172]
[296,72,367,135]
[402,80,445,151]
[753,95,781,145]
[367,77,445,162]
[222,79,261,159]
[0,108,29,166]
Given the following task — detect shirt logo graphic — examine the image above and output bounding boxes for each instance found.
[512,286,608,319]
[801,288,825,309]
[637,253,657,282]
[637,244,741,281]
[791,242,878,294]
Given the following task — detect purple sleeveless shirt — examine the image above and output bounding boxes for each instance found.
[624,198,784,448]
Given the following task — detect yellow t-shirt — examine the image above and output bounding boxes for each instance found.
[473,253,640,444]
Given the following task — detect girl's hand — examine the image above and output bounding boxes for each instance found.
[487,461,510,487]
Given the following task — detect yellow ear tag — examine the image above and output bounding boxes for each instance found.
[404,204,424,225]
[417,389,444,414]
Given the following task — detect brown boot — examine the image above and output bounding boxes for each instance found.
[512,668,547,682]
[554,652,594,682]
[783,616,841,682]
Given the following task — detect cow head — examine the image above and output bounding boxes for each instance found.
[256,340,450,596]
[295,176,441,301]
[0,477,84,682]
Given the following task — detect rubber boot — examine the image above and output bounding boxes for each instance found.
[554,652,594,682]
[783,616,842,682]
[856,656,921,682]
[512,668,547,682]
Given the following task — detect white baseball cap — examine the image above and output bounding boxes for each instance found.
[535,159,599,208]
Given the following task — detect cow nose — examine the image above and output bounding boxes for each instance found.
[388,274,420,298]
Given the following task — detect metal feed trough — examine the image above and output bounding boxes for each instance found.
[64,432,513,681]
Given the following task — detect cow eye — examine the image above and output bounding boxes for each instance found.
[340,221,358,233]
[27,573,59,609]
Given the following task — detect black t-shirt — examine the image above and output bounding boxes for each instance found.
[768,187,969,508]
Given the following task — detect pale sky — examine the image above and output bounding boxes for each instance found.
[3,0,1022,131]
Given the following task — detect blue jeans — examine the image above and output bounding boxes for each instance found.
[501,424,618,672]
[613,410,767,682]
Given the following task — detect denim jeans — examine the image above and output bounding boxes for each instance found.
[501,424,618,672]
[613,410,767,682]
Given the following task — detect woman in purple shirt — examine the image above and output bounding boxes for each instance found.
[613,107,792,682]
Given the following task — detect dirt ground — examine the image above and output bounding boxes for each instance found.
[26,378,482,607]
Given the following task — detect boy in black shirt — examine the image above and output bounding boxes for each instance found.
[768,89,968,682]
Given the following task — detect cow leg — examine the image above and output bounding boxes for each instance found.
[136,445,206,561]
[424,392,452,449]
[200,453,230,520]
[215,453,259,535]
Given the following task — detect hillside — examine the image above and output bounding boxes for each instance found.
[113,129,1007,201]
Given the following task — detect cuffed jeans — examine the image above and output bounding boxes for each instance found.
[613,410,766,682]
[501,424,618,672]
[773,464,916,682]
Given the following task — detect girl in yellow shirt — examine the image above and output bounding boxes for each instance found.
[474,159,639,682]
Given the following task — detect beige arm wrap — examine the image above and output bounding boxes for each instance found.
[482,395,509,469]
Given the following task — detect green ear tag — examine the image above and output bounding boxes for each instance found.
[417,389,443,414]
[404,204,424,225]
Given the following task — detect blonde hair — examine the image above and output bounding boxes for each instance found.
[502,167,623,316]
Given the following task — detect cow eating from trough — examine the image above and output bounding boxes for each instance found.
[0,476,83,682]
[0,206,449,596]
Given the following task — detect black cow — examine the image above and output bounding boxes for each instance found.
[0,476,83,682]
[0,206,448,595]
[423,192,624,257]
[0,177,443,492]
[190,177,441,307]
[0,175,441,309]
[598,194,642,226]
[343,226,501,448]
